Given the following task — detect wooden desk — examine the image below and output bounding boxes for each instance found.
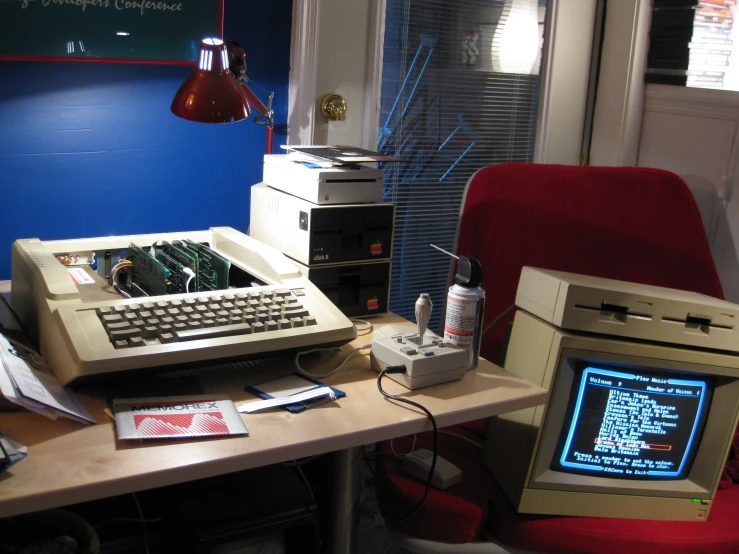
[0,285,547,550]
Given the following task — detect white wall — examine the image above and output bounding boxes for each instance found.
[637,84,739,302]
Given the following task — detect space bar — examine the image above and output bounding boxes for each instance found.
[174,324,254,342]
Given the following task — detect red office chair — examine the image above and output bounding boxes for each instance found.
[375,163,739,554]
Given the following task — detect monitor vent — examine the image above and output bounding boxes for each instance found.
[15,244,45,268]
[256,188,280,213]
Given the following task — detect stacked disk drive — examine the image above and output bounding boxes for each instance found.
[249,154,393,317]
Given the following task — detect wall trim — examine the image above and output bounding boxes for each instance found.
[644,84,739,121]
[589,0,651,166]
[288,0,320,146]
[362,0,386,150]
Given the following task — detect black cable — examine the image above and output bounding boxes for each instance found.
[481,303,516,338]
[377,366,438,521]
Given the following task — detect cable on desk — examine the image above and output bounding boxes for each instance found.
[294,343,371,379]
[351,318,374,336]
[377,365,438,521]
[481,303,516,338]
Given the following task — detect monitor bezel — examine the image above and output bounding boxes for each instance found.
[527,347,739,499]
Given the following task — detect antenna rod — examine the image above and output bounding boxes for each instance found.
[430,244,459,260]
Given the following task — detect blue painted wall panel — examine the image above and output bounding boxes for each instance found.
[0,0,292,279]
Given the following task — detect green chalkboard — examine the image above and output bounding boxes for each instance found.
[0,0,223,64]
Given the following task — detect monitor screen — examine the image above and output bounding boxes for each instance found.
[551,364,713,480]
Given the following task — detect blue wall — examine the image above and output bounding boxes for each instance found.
[0,0,292,280]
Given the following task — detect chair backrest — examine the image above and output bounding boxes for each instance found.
[454,163,724,364]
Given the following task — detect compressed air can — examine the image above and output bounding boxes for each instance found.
[443,256,485,370]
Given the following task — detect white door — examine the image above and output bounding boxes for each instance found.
[288,0,384,149]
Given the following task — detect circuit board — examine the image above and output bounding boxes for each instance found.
[154,248,188,295]
[129,243,170,296]
[183,240,230,291]
[161,241,199,292]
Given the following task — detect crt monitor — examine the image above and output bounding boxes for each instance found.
[553,364,712,481]
[484,308,739,521]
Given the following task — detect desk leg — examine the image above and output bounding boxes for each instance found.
[325,446,361,554]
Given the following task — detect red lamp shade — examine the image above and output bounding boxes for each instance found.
[171,38,251,123]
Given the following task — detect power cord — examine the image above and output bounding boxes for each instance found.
[377,365,438,521]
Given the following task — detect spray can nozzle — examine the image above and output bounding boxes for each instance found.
[430,244,483,289]
[454,256,483,288]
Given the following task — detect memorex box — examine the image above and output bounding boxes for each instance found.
[262,154,384,205]
[515,266,739,353]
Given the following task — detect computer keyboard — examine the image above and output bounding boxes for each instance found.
[11,227,357,385]
[97,288,315,348]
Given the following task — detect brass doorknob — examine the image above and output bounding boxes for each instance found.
[320,93,347,121]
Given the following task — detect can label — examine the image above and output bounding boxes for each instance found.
[444,294,478,343]
[444,287,485,369]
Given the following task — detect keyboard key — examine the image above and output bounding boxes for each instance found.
[160,316,175,326]
[159,332,176,344]
[203,312,216,320]
[170,299,183,307]
[222,302,234,310]
[174,322,254,341]
[216,318,229,326]
[266,321,278,331]
[304,316,317,326]
[132,320,146,330]
[114,340,129,349]
[129,336,146,347]
[128,303,141,313]
[102,314,123,325]
[153,309,167,319]
[142,302,155,310]
[275,289,291,297]
[156,301,168,308]
[290,317,304,328]
[143,326,158,338]
[202,319,216,328]
[184,297,197,306]
[113,305,127,315]
[277,318,291,329]
[145,318,160,327]
[97,306,113,317]
[223,293,235,301]
[110,328,143,342]
[139,310,152,319]
[106,321,132,333]
[188,321,203,330]
[252,322,265,333]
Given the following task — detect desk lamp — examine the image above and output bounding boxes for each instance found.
[171,38,275,153]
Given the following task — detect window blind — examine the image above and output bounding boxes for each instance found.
[378,0,546,330]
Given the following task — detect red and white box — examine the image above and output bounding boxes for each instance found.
[113,395,248,440]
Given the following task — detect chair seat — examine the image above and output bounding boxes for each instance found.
[489,484,739,554]
[375,429,494,543]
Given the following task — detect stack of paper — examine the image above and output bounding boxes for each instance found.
[0,333,95,424]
